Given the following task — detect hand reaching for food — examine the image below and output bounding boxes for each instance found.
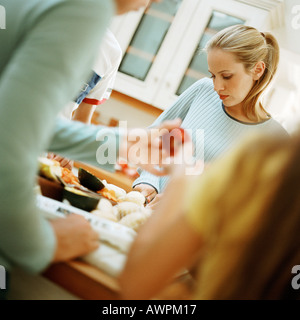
[145,193,163,210]
[47,153,73,170]
[133,184,158,204]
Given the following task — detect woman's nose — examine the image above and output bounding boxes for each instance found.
[213,78,225,92]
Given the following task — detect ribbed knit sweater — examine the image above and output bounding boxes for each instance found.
[133,77,289,193]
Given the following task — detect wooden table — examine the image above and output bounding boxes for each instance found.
[43,259,194,300]
[43,260,121,300]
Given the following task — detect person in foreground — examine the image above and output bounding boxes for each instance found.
[0,0,167,300]
[119,130,300,300]
[133,24,289,205]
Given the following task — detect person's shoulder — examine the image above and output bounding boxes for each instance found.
[100,29,122,58]
[94,29,122,75]
[193,77,215,93]
[267,117,290,138]
[194,77,213,87]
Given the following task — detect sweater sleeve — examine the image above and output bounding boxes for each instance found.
[149,79,202,128]
[48,117,123,173]
[132,79,202,192]
[0,0,114,273]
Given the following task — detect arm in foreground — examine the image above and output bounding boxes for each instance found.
[0,0,113,272]
[118,169,202,300]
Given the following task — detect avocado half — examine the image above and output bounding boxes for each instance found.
[63,186,100,212]
[38,157,62,183]
[78,168,105,192]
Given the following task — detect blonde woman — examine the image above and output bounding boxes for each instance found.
[133,25,289,204]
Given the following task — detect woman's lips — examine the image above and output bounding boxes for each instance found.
[219,94,229,100]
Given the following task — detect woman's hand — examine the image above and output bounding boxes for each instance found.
[146,192,163,210]
[133,184,158,204]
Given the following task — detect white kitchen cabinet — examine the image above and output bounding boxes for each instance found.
[110,0,284,110]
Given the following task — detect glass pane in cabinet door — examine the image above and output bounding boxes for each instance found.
[176,11,245,95]
[118,0,183,81]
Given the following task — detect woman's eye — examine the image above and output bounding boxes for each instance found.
[223,75,232,80]
[210,75,215,79]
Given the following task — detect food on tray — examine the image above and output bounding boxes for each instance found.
[96,197,114,213]
[120,191,146,206]
[97,188,118,203]
[119,212,148,231]
[38,156,153,230]
[61,167,80,186]
[91,209,118,222]
[63,186,101,212]
[78,167,105,191]
[38,157,80,186]
[38,157,62,182]
[103,183,127,200]
[114,201,141,220]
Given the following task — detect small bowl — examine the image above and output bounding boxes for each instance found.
[37,176,64,201]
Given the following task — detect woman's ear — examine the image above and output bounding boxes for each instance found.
[252,61,266,80]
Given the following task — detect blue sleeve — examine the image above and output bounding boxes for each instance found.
[0,0,114,273]
[132,79,203,192]
[48,117,123,173]
[149,79,202,128]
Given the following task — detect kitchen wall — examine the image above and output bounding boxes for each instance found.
[265,0,300,135]
[95,93,160,128]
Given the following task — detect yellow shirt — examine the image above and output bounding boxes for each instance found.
[184,132,292,299]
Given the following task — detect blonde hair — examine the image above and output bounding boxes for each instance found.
[195,133,300,299]
[205,25,280,122]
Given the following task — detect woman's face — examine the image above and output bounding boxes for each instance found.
[207,48,256,109]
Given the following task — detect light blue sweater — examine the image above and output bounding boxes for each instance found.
[133,77,289,193]
[0,0,116,274]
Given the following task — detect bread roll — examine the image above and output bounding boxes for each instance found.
[97,198,114,214]
[119,212,148,231]
[91,209,118,222]
[105,183,127,199]
[115,201,141,220]
[120,191,146,206]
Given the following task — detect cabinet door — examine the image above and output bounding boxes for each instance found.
[154,0,272,109]
[111,0,200,104]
